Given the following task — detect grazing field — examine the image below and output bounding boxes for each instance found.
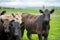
[0,8,60,40]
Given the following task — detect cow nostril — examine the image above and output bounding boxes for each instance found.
[16,32,17,33]
[5,30,9,33]
[14,33,19,36]
[44,18,49,21]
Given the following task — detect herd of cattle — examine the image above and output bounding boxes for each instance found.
[0,9,54,40]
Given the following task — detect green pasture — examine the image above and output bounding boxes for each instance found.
[0,8,60,40]
[0,8,60,15]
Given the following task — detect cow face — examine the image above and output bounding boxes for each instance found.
[39,9,54,22]
[9,20,21,36]
[0,19,10,33]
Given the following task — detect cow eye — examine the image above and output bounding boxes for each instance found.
[9,26,11,29]
[10,23,13,26]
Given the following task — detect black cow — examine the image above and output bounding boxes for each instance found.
[9,20,21,40]
[21,9,54,40]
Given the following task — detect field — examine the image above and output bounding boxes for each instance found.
[0,8,60,40]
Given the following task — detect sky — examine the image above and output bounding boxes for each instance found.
[0,0,60,8]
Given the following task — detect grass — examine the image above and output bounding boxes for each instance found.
[0,8,60,15]
[0,8,39,15]
[49,17,60,40]
[0,8,60,40]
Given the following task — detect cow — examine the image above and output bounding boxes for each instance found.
[0,10,7,40]
[21,9,55,40]
[0,13,23,40]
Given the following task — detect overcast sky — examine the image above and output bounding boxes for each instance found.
[0,0,60,8]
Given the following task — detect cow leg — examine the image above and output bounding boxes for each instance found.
[38,34,42,40]
[27,31,31,40]
[20,22,25,38]
[37,22,43,40]
[20,25,25,40]
[44,34,48,40]
[21,25,25,37]
[44,30,49,40]
[44,25,49,40]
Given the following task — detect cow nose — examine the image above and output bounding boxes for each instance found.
[14,30,19,36]
[5,29,10,33]
[44,18,49,22]
[44,19,49,21]
[14,32,19,36]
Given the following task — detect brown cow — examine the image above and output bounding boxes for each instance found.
[0,13,14,40]
[0,15,13,32]
[21,9,54,40]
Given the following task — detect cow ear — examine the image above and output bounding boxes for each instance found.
[50,9,55,14]
[12,13,15,18]
[39,10,43,13]
[10,20,15,26]
[0,10,6,15]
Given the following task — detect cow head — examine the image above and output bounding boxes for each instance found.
[0,19,10,33]
[39,9,54,22]
[9,13,22,36]
[9,20,21,36]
